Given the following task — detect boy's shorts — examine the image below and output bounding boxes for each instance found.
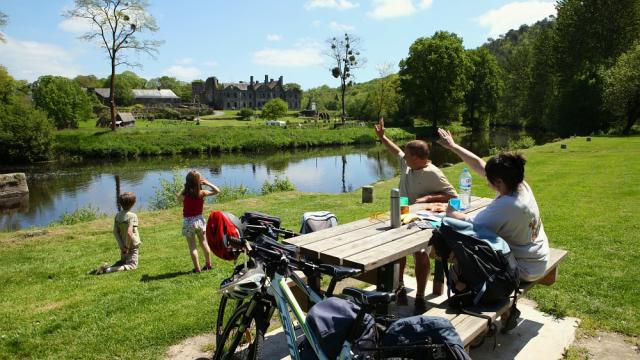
[122,246,139,270]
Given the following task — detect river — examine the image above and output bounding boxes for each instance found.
[0,127,553,231]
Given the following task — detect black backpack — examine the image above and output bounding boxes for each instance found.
[376,316,471,360]
[429,217,520,309]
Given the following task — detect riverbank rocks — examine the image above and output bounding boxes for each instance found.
[0,173,29,212]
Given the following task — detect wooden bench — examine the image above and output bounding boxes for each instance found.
[423,247,568,352]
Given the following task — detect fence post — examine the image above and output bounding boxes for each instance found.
[362,186,373,203]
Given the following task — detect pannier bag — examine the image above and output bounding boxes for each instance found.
[300,211,338,234]
[373,315,471,360]
[429,217,520,308]
[298,297,377,360]
[206,211,242,261]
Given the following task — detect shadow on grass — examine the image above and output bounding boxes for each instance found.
[93,129,113,136]
[140,271,192,282]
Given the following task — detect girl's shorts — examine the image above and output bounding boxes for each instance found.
[182,215,206,239]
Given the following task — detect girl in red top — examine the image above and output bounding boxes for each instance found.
[177,170,220,273]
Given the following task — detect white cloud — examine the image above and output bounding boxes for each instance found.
[305,0,359,10]
[202,60,218,67]
[58,17,94,34]
[0,35,82,81]
[176,57,193,65]
[329,21,355,32]
[368,0,433,19]
[163,65,201,80]
[252,42,324,67]
[266,34,283,42]
[476,1,556,38]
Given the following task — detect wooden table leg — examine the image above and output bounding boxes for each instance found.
[432,258,445,295]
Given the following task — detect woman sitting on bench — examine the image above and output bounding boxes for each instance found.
[436,129,550,282]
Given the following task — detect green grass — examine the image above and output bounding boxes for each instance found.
[57,120,411,159]
[0,135,638,358]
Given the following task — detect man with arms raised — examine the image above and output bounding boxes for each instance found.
[375,117,457,314]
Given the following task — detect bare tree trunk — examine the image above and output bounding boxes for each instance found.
[110,58,117,131]
[623,105,639,135]
[341,82,346,124]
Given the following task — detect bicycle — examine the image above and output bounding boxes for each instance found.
[213,233,387,360]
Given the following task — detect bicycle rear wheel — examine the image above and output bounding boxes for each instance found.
[213,303,265,360]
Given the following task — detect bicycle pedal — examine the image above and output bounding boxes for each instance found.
[294,324,301,331]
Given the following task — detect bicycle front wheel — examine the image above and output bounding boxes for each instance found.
[213,303,265,360]
[216,295,245,344]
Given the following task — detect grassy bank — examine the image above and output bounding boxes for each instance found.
[54,121,413,159]
[0,136,638,358]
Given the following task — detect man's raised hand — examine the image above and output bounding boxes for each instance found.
[374,117,385,139]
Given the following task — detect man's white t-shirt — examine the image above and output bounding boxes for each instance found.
[397,152,457,204]
[470,181,549,281]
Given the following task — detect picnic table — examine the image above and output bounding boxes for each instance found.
[283,196,494,296]
[284,195,568,353]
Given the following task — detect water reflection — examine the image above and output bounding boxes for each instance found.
[0,127,552,231]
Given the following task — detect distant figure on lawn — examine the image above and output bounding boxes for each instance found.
[178,170,220,273]
[97,192,141,274]
[374,117,457,314]
[437,128,549,281]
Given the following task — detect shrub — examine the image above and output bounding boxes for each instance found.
[149,170,183,210]
[213,184,255,203]
[238,108,254,120]
[55,205,104,225]
[507,135,536,150]
[261,98,288,120]
[0,99,55,163]
[261,176,295,195]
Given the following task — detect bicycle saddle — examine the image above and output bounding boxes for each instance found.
[319,264,361,280]
[342,287,396,307]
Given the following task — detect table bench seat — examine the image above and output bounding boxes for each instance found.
[422,247,568,351]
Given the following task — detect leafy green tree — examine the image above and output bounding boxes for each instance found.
[603,43,640,134]
[284,83,302,91]
[371,63,400,121]
[65,0,162,130]
[463,48,502,129]
[399,31,469,127]
[553,0,640,135]
[261,98,288,120]
[73,74,101,88]
[526,23,558,129]
[0,69,55,163]
[0,10,7,43]
[327,33,365,122]
[103,71,146,106]
[32,75,92,129]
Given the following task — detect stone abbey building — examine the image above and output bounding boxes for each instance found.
[192,75,302,110]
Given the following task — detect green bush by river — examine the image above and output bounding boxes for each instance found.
[0,136,638,359]
[54,122,414,159]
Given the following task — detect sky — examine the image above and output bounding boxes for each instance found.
[0,0,556,90]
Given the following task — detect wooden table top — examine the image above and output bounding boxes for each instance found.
[284,196,493,271]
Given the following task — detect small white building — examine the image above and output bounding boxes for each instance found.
[265,120,286,127]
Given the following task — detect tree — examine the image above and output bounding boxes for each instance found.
[65,0,161,131]
[32,75,93,129]
[261,98,288,120]
[0,11,7,43]
[553,0,640,135]
[103,70,145,106]
[463,48,502,129]
[0,68,55,163]
[603,43,640,134]
[327,33,365,123]
[371,63,400,121]
[73,74,102,88]
[399,31,469,128]
[238,108,254,120]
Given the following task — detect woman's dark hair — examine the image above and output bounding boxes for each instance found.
[485,152,526,193]
[182,170,202,199]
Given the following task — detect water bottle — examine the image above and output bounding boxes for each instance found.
[390,188,401,228]
[459,168,472,210]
